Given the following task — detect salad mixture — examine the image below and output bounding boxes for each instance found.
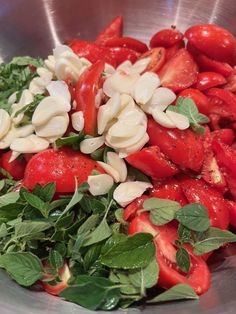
[0,16,236,310]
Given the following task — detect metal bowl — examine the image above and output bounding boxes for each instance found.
[0,0,236,313]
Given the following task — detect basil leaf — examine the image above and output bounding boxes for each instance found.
[0,192,19,206]
[48,250,64,270]
[0,252,43,286]
[83,219,112,247]
[175,204,210,232]
[101,233,155,269]
[148,284,198,303]
[176,248,191,273]
[23,191,50,217]
[115,208,127,225]
[193,227,236,255]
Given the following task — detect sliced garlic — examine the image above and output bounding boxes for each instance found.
[37,67,53,82]
[88,174,114,196]
[53,45,72,59]
[106,152,127,182]
[0,109,11,140]
[113,181,153,207]
[166,110,190,130]
[8,92,17,105]
[35,113,69,138]
[32,96,71,126]
[152,109,176,128]
[118,133,149,156]
[117,60,132,72]
[103,76,116,97]
[80,136,105,154]
[29,78,46,95]
[55,58,81,83]
[44,55,56,73]
[0,124,34,149]
[143,87,176,113]
[117,104,146,126]
[11,89,34,125]
[120,94,136,109]
[10,134,49,153]
[130,57,151,74]
[110,71,139,95]
[97,161,120,182]
[108,121,138,138]
[80,57,92,67]
[71,111,84,132]
[46,80,71,103]
[104,63,116,77]
[9,151,21,163]
[133,72,160,105]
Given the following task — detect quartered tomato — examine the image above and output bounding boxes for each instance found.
[123,195,149,222]
[108,47,140,65]
[195,54,234,77]
[150,28,183,48]
[223,70,236,93]
[104,37,148,53]
[194,72,227,90]
[129,213,210,295]
[96,16,123,45]
[147,118,205,172]
[23,148,105,193]
[139,47,166,73]
[1,151,27,181]
[165,41,185,60]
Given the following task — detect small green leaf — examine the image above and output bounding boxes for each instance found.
[148,284,198,303]
[33,182,56,202]
[55,132,84,149]
[114,208,127,225]
[0,192,19,206]
[10,56,43,67]
[175,203,210,232]
[178,224,192,243]
[176,248,191,273]
[14,221,52,240]
[0,223,8,238]
[0,167,13,180]
[77,214,100,236]
[127,166,151,183]
[48,250,64,270]
[83,219,112,247]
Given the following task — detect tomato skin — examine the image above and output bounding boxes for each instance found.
[23,148,105,193]
[185,24,236,63]
[128,213,210,295]
[147,118,205,172]
[223,70,236,93]
[150,28,184,48]
[165,41,185,60]
[194,72,227,91]
[95,16,123,45]
[195,54,234,77]
[104,37,148,53]
[123,195,149,222]
[108,47,140,65]
[178,88,210,115]
[179,177,229,230]
[226,201,236,227]
[150,178,188,206]
[158,49,198,92]
[75,60,104,136]
[210,129,235,146]
[139,47,166,73]
[1,151,26,181]
[126,146,179,180]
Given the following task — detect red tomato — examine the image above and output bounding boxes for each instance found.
[23,148,105,193]
[75,60,104,136]
[95,16,123,45]
[185,24,236,63]
[178,88,210,115]
[139,47,166,73]
[42,262,71,296]
[210,129,235,146]
[150,178,188,206]
[123,195,149,222]
[179,177,229,230]
[226,201,236,227]
[104,37,148,53]
[195,54,234,77]
[125,146,179,180]
[194,72,227,91]
[1,151,26,181]
[147,118,205,172]
[128,213,210,295]
[158,49,198,92]
[223,70,236,93]
[108,47,140,65]
[150,28,184,48]
[165,41,185,60]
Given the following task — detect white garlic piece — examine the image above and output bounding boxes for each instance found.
[80,136,105,154]
[0,109,11,140]
[166,110,190,130]
[46,80,71,103]
[35,113,69,138]
[71,111,84,132]
[133,72,160,105]
[97,161,120,183]
[88,174,114,196]
[152,109,176,128]
[10,134,49,153]
[106,152,127,182]
[143,87,176,114]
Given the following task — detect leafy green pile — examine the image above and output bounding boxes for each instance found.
[0,180,235,310]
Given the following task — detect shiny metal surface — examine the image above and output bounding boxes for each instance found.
[0,0,236,313]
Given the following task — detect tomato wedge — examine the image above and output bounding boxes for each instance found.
[139,47,166,73]
[158,49,198,92]
[1,151,27,181]
[226,201,236,227]
[96,16,123,45]
[195,54,234,77]
[104,37,148,53]
[126,146,179,180]
[223,70,236,93]
[108,47,140,65]
[129,213,210,295]
[150,28,183,48]
[23,148,105,193]
[123,195,149,222]
[75,60,104,136]
[194,72,227,91]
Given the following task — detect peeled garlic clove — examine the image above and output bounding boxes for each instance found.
[97,161,120,183]
[117,60,132,73]
[104,63,116,77]
[32,96,71,126]
[131,57,151,74]
[9,151,21,163]
[37,67,53,82]
[108,121,137,138]
[35,113,69,138]
[152,109,176,128]
[8,92,17,105]
[106,152,127,182]
[71,111,84,132]
[55,58,80,83]
[148,87,176,112]
[16,124,35,138]
[133,72,160,105]
[0,124,34,149]
[0,109,11,140]
[80,136,105,154]
[119,133,149,156]
[120,94,135,109]
[53,45,72,59]
[118,104,147,126]
[29,79,45,95]
[88,174,114,196]
[46,80,71,103]
[166,110,190,130]
[44,55,56,73]
[10,134,49,153]
[110,71,139,95]
[103,76,116,97]
[113,181,153,207]
[19,89,34,106]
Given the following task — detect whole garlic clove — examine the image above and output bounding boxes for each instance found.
[88,174,114,196]
[80,136,105,154]
[133,72,160,105]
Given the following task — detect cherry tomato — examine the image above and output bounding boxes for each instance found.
[194,72,227,91]
[1,151,26,181]
[108,47,140,65]
[139,47,166,73]
[147,118,205,172]
[123,195,149,222]
[96,16,123,45]
[210,129,235,146]
[226,201,236,227]
[150,28,184,48]
[125,146,179,180]
[104,37,148,53]
[179,176,229,230]
[23,147,105,193]
[223,70,236,93]
[42,262,71,296]
[129,213,210,295]
[75,60,104,136]
[165,41,185,60]
[195,54,234,77]
[178,88,210,115]
[150,178,188,206]
[158,49,198,92]
[185,24,236,63]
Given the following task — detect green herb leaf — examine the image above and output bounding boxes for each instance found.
[193,227,236,255]
[33,182,56,202]
[0,252,43,286]
[0,192,19,206]
[176,248,191,273]
[148,283,198,303]
[14,221,52,240]
[83,219,112,247]
[10,56,43,67]
[55,132,84,149]
[0,167,13,180]
[23,191,49,217]
[178,224,192,243]
[127,166,151,183]
[175,204,210,232]
[0,223,8,238]
[48,250,64,270]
